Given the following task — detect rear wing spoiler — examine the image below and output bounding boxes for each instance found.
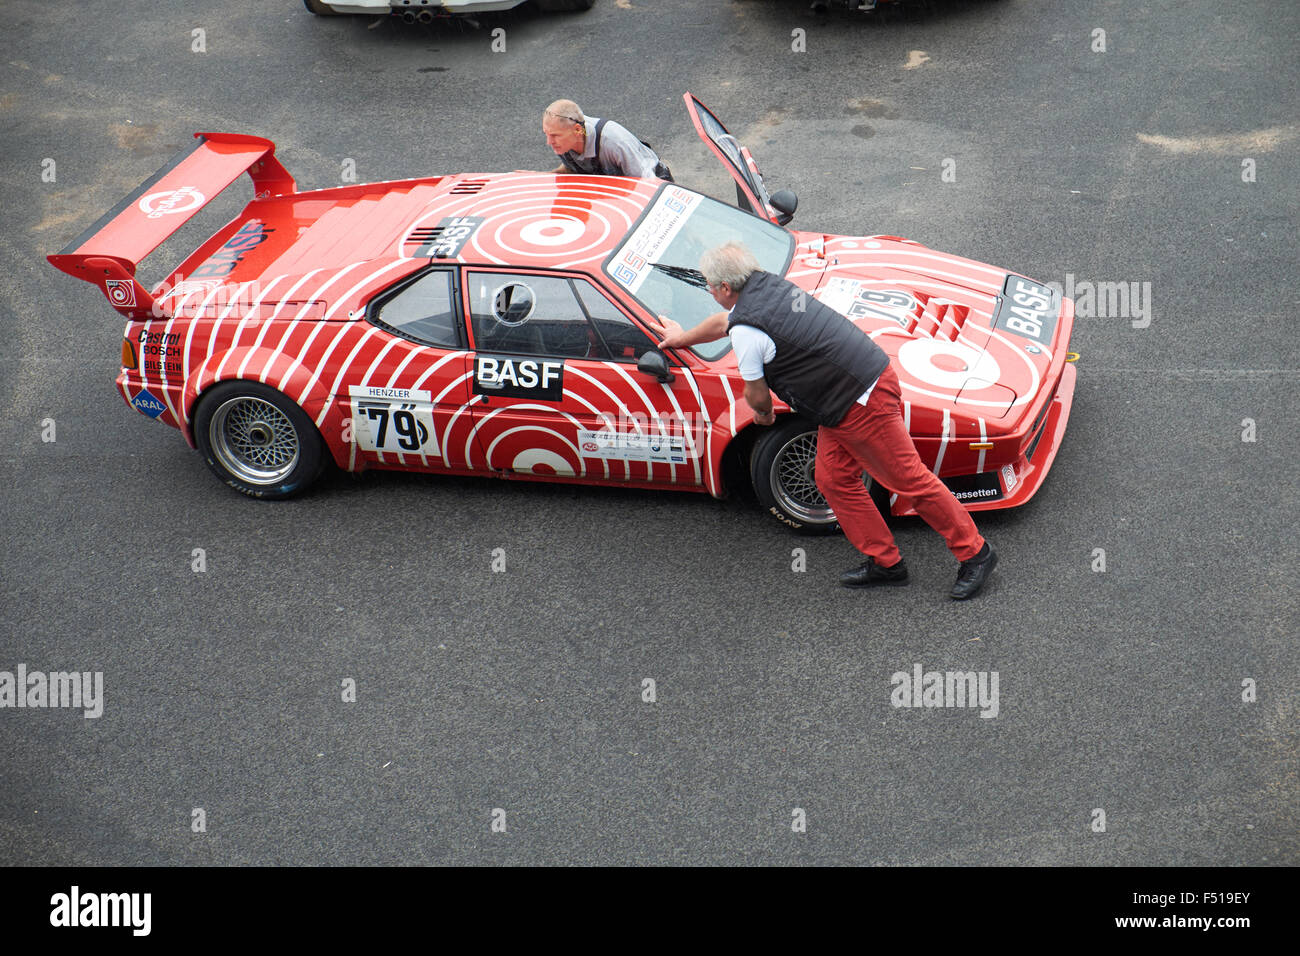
[47,132,296,319]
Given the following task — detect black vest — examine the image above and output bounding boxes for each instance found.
[560,119,674,181]
[727,271,889,426]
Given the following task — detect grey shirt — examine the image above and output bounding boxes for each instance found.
[560,116,661,178]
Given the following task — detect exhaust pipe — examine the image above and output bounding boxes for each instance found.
[401,10,417,23]
[417,9,433,22]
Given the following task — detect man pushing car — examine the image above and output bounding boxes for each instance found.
[542,99,673,180]
[652,241,999,599]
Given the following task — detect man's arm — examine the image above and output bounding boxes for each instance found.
[743,378,775,425]
[647,312,728,350]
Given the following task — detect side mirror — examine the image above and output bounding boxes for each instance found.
[637,350,676,384]
[770,189,798,226]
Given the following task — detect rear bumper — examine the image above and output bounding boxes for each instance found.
[893,361,1077,515]
[116,370,191,443]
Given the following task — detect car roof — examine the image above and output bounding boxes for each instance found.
[179,172,661,279]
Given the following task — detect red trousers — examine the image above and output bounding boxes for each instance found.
[814,365,984,565]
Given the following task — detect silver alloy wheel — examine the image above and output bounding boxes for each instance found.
[769,430,835,525]
[208,396,301,485]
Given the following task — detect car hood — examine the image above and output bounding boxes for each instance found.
[784,232,1071,432]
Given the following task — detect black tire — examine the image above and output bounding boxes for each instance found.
[302,0,341,15]
[193,381,327,500]
[749,416,890,535]
[534,0,596,11]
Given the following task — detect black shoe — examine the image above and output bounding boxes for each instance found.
[951,543,997,600]
[840,557,909,588]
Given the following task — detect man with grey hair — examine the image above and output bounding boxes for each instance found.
[542,99,673,180]
[653,240,998,600]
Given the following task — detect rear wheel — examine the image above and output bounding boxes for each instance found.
[194,382,326,499]
[749,417,890,534]
[302,0,341,15]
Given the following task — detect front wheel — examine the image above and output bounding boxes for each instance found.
[749,417,889,534]
[194,382,326,499]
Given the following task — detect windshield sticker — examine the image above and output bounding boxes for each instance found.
[608,187,703,294]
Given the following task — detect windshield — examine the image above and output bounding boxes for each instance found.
[604,184,794,361]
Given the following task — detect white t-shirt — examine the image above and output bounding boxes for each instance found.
[728,322,875,406]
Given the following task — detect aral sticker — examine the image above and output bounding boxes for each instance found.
[348,385,439,456]
[577,429,688,465]
[131,389,167,419]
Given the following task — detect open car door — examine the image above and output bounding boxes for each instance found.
[683,93,793,225]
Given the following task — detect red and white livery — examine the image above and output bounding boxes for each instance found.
[49,95,1076,533]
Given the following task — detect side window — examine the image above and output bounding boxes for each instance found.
[371,269,460,348]
[572,282,658,362]
[468,273,609,360]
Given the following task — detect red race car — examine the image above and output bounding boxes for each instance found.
[49,94,1076,533]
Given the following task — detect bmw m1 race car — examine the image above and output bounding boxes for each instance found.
[49,93,1076,533]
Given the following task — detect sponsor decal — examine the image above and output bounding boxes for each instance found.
[105,279,136,308]
[577,428,688,465]
[607,186,703,293]
[191,220,274,279]
[130,389,167,419]
[473,355,565,402]
[1001,463,1018,493]
[942,470,1004,502]
[993,274,1059,346]
[138,329,183,375]
[348,385,439,456]
[138,185,204,219]
[412,215,485,258]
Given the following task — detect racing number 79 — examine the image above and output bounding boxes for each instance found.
[364,405,427,452]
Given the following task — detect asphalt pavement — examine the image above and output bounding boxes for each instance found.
[0,0,1296,866]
